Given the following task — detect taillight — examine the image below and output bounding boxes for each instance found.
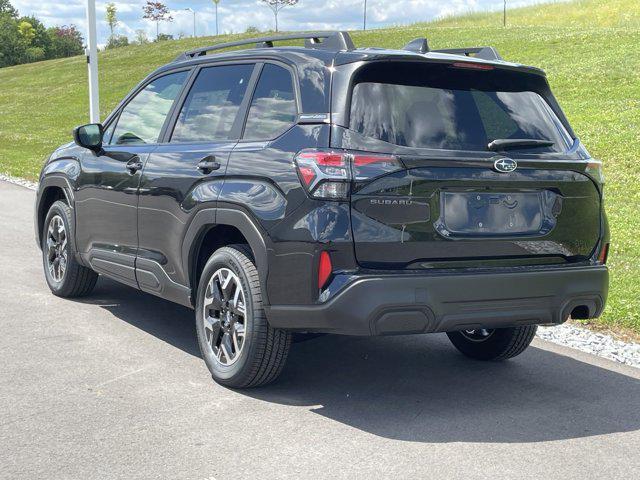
[294,149,402,200]
[586,160,605,185]
[318,251,332,289]
[352,154,402,180]
[295,150,350,200]
[597,242,609,265]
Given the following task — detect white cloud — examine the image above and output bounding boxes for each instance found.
[10,0,546,45]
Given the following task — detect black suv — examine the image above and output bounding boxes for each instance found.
[35,32,609,387]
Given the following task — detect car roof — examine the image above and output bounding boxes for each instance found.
[158,31,544,77]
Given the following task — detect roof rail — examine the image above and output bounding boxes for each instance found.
[432,46,503,61]
[175,31,355,62]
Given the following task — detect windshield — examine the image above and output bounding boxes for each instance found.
[349,63,572,153]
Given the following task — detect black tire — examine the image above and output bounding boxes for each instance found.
[446,325,537,361]
[42,200,98,298]
[195,245,291,388]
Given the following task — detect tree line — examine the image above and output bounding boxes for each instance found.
[0,0,302,69]
[105,1,300,49]
[0,0,84,68]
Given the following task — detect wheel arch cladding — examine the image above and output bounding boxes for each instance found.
[36,178,74,246]
[186,208,270,306]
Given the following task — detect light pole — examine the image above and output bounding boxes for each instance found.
[503,0,507,27]
[84,0,99,123]
[185,8,196,37]
[363,0,367,30]
[213,0,220,36]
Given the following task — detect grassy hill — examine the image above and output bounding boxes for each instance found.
[0,0,638,335]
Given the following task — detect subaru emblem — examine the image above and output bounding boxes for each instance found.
[494,157,517,173]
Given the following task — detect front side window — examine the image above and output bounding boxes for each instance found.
[243,64,297,140]
[349,63,572,153]
[110,71,188,145]
[171,64,254,143]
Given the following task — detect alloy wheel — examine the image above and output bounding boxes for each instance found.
[202,268,247,366]
[46,215,67,283]
[460,328,495,342]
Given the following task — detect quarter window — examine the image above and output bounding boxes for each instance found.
[110,71,188,145]
[102,119,116,145]
[243,64,297,140]
[171,64,254,143]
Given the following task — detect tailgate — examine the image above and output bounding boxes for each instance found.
[351,164,601,269]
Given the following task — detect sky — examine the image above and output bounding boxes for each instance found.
[10,0,543,46]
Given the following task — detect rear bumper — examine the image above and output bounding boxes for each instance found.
[265,265,608,335]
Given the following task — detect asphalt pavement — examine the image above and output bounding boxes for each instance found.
[1,180,639,479]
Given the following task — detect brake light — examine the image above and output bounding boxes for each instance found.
[597,242,609,265]
[451,62,494,71]
[295,150,350,200]
[318,251,332,289]
[294,149,402,200]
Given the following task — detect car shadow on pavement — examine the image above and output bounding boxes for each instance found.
[82,278,202,357]
[253,333,640,443]
[86,278,640,444]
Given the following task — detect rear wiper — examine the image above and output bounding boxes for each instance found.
[487,138,554,151]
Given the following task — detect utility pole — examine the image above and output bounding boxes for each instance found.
[213,0,220,36]
[363,0,367,30]
[185,8,196,37]
[503,0,507,27]
[85,0,99,123]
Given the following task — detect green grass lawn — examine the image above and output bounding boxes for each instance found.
[0,0,638,334]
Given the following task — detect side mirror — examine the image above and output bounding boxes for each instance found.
[73,123,103,152]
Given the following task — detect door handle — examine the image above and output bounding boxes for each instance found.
[197,155,221,174]
[125,155,143,174]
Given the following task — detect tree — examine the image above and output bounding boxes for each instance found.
[105,3,118,38]
[143,1,173,40]
[47,25,83,59]
[155,33,173,42]
[134,29,149,45]
[17,20,35,43]
[19,15,51,56]
[106,34,129,49]
[17,20,43,62]
[211,0,220,36]
[0,14,27,67]
[0,0,18,18]
[260,0,298,32]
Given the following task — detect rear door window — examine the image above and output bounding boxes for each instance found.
[171,64,254,143]
[349,63,572,153]
[242,64,297,140]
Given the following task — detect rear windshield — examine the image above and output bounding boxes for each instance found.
[349,63,572,153]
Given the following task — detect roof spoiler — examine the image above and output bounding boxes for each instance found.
[432,46,503,61]
[402,38,502,61]
[174,31,355,62]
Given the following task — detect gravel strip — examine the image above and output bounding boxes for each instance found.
[0,173,37,190]
[1,175,639,368]
[537,324,640,368]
